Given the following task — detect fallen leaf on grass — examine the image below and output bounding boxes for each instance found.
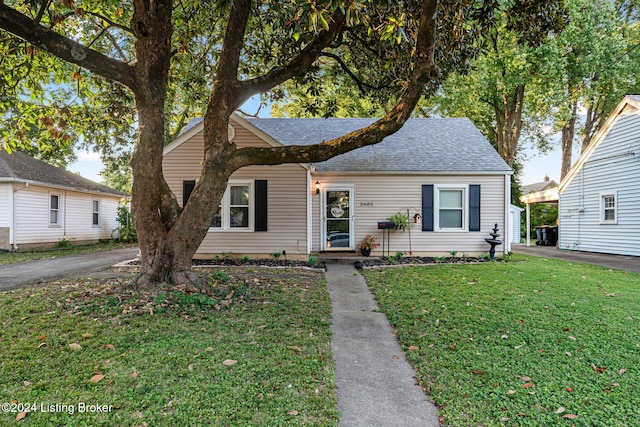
[563,414,578,419]
[408,345,419,351]
[37,334,46,341]
[37,342,47,348]
[69,343,82,350]
[23,381,31,386]
[82,333,92,339]
[565,352,572,357]
[519,376,532,382]
[16,412,26,421]
[568,336,576,341]
[222,359,237,366]
[522,383,535,389]
[102,344,115,350]
[287,410,298,416]
[89,374,105,383]
[566,387,573,392]
[206,346,214,352]
[556,407,566,414]
[507,390,517,395]
[470,369,483,375]
[620,368,627,375]
[288,346,302,352]
[188,364,193,371]
[131,372,138,378]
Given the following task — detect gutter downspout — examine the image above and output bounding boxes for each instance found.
[306,168,313,255]
[505,174,511,254]
[11,182,29,250]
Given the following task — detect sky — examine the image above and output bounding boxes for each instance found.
[68,96,570,187]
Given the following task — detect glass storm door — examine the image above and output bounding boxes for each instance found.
[323,187,354,250]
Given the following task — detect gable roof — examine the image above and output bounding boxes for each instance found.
[246,117,511,173]
[522,178,558,194]
[560,95,640,192]
[0,150,126,197]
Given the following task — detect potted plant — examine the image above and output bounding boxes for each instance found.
[388,212,411,231]
[359,235,379,256]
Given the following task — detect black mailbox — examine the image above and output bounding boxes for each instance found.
[377,221,395,229]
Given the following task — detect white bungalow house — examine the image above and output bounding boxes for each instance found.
[162,114,513,258]
[0,150,126,250]
[557,95,640,256]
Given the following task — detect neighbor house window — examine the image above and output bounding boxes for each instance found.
[600,191,617,224]
[435,186,467,231]
[92,200,100,226]
[50,194,60,225]
[211,181,253,230]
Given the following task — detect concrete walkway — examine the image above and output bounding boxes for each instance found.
[325,263,440,427]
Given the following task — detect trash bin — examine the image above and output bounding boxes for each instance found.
[535,225,558,246]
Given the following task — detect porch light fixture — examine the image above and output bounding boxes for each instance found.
[315,181,320,195]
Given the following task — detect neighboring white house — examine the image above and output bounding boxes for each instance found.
[558,95,640,256]
[162,114,513,258]
[0,150,127,250]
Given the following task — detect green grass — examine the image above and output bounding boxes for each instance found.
[0,242,134,266]
[0,268,338,426]
[362,256,640,426]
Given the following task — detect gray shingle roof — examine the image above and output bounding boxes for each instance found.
[522,179,558,194]
[0,150,126,196]
[246,117,511,173]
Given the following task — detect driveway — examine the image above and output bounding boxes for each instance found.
[0,247,139,292]
[512,244,640,274]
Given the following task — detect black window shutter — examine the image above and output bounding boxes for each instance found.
[469,184,481,232]
[182,180,196,207]
[422,184,434,231]
[254,180,268,231]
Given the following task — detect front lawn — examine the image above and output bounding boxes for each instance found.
[0,268,338,426]
[362,257,640,426]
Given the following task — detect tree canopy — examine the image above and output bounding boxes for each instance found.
[0,0,569,286]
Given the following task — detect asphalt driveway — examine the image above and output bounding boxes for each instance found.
[0,247,139,292]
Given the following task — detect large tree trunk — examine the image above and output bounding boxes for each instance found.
[560,101,578,180]
[493,84,525,166]
[581,95,608,153]
[128,0,204,288]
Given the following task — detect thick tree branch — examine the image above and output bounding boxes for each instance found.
[231,0,439,169]
[217,0,252,81]
[0,3,136,89]
[236,9,346,105]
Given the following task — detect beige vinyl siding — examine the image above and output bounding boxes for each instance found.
[14,185,121,245]
[163,124,310,256]
[312,173,507,255]
[559,107,640,256]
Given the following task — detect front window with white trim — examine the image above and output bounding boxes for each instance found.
[211,182,253,230]
[600,191,617,224]
[435,185,467,231]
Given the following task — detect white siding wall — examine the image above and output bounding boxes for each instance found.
[0,183,10,227]
[0,184,11,249]
[14,185,121,245]
[559,108,640,256]
[163,124,310,257]
[312,173,507,255]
